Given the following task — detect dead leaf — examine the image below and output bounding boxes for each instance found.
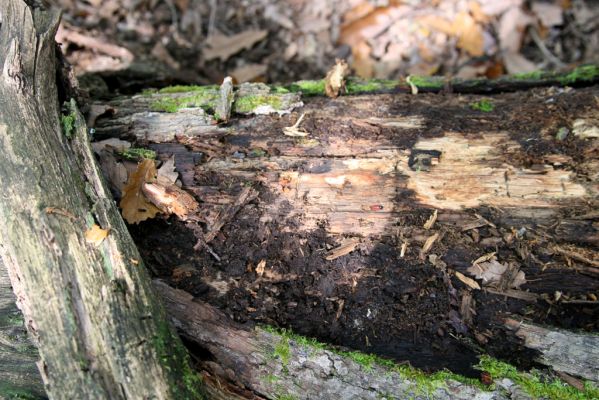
[203,30,268,62]
[256,259,266,277]
[467,259,526,289]
[91,138,131,154]
[230,63,268,83]
[351,40,374,79]
[531,2,563,27]
[453,12,484,56]
[326,238,359,260]
[498,6,534,53]
[455,271,481,290]
[503,52,537,74]
[119,159,161,224]
[85,224,109,247]
[157,156,178,184]
[325,59,350,98]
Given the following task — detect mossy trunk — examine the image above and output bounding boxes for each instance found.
[0,1,203,398]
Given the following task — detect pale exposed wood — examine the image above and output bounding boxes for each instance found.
[504,318,599,382]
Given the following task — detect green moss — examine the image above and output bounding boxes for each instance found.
[286,80,326,96]
[346,78,397,93]
[158,85,217,94]
[512,71,545,80]
[558,65,599,85]
[477,355,599,400]
[60,99,78,139]
[273,337,292,366]
[272,86,291,94]
[118,147,156,160]
[470,99,495,112]
[260,326,598,399]
[276,394,298,400]
[261,325,479,396]
[406,75,445,89]
[234,94,283,113]
[0,311,24,327]
[150,86,220,113]
[0,384,43,400]
[153,318,205,399]
[141,88,158,96]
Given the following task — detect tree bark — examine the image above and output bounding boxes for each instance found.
[156,280,522,400]
[0,1,202,398]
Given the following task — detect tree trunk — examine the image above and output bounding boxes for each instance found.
[0,1,202,398]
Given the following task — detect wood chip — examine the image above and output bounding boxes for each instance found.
[485,288,538,302]
[472,252,496,266]
[256,259,266,277]
[423,209,438,230]
[455,271,481,290]
[419,232,439,259]
[400,242,408,258]
[325,238,359,260]
[283,113,309,137]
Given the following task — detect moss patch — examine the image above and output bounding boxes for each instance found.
[150,86,220,113]
[477,355,599,400]
[234,94,283,113]
[406,75,445,89]
[286,80,326,96]
[118,147,156,161]
[470,99,494,112]
[558,64,599,85]
[346,78,397,93]
[60,99,78,139]
[153,318,206,399]
[261,325,598,399]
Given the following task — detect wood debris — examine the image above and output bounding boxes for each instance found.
[324,59,350,98]
[423,209,438,230]
[215,76,234,122]
[325,238,359,260]
[419,232,439,260]
[255,259,266,277]
[283,113,309,137]
[455,271,481,290]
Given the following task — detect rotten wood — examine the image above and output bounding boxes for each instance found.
[504,318,599,382]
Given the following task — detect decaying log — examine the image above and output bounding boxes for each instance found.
[92,75,599,392]
[0,1,203,398]
[504,318,599,382]
[156,280,529,400]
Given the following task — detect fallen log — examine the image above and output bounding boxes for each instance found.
[90,76,599,397]
[504,318,599,382]
[156,280,529,400]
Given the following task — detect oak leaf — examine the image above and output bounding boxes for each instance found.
[119,159,161,224]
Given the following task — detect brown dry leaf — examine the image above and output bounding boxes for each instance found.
[85,224,109,247]
[230,63,268,83]
[256,259,266,277]
[352,40,374,79]
[119,159,161,224]
[467,259,526,289]
[326,238,359,260]
[157,156,178,184]
[498,6,534,53]
[324,59,350,98]
[453,12,484,56]
[203,30,268,62]
[455,271,481,290]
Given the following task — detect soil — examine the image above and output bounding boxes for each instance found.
[127,86,599,378]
